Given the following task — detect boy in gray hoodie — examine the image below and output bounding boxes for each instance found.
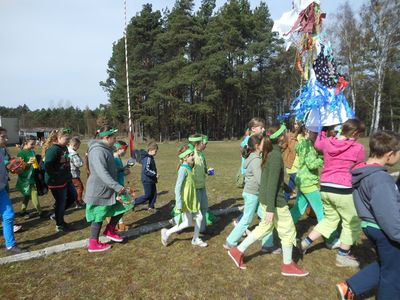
[336,130,400,299]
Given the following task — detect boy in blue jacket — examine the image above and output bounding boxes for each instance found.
[0,127,26,254]
[337,130,400,299]
[134,142,159,211]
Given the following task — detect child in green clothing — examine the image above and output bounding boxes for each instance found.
[290,129,324,224]
[17,135,46,219]
[113,141,132,232]
[160,144,207,248]
[189,134,214,232]
[228,124,309,276]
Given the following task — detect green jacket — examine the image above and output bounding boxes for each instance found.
[193,149,207,189]
[44,144,72,188]
[259,144,286,212]
[16,149,35,196]
[295,138,323,192]
[17,149,35,184]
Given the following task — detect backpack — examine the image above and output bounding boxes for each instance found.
[34,154,48,196]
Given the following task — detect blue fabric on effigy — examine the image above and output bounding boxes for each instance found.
[290,79,354,131]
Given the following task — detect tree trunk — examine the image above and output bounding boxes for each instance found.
[370,91,377,134]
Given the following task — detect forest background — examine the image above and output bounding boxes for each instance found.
[1,0,399,140]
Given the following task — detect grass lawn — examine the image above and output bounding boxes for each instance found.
[0,137,394,299]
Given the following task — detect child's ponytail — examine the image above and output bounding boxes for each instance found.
[261,124,286,167]
[41,130,58,157]
[341,118,365,139]
[241,134,263,159]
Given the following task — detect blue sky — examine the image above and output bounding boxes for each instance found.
[0,0,360,110]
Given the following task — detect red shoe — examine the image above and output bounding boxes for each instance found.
[103,224,124,242]
[336,282,354,300]
[228,247,247,269]
[281,262,309,277]
[88,239,111,253]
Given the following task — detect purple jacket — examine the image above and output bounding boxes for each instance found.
[315,131,365,187]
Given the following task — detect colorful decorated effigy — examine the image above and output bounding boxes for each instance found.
[273,0,354,130]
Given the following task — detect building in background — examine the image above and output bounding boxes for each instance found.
[19,127,54,144]
[0,116,19,145]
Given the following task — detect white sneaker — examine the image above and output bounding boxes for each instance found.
[161,228,169,246]
[191,238,208,247]
[238,205,245,212]
[336,253,359,268]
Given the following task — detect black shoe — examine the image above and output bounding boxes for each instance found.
[6,246,27,255]
[56,223,72,232]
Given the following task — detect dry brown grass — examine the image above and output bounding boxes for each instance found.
[0,138,388,299]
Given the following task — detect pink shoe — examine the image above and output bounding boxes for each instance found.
[88,239,111,253]
[103,224,124,242]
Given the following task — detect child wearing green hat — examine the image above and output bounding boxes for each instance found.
[161,144,207,247]
[189,134,213,233]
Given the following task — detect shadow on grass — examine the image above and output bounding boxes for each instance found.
[10,195,25,205]
[19,216,89,248]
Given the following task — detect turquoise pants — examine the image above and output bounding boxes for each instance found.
[226,192,273,247]
[290,191,324,224]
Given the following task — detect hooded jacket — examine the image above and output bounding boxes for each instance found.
[139,149,157,184]
[84,140,124,206]
[352,163,400,243]
[243,152,262,195]
[295,138,323,192]
[315,131,365,187]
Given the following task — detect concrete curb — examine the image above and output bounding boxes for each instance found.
[0,206,240,265]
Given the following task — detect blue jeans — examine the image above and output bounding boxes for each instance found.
[226,192,273,248]
[347,226,400,299]
[196,188,208,232]
[50,181,77,226]
[284,173,296,202]
[135,182,157,209]
[0,189,16,248]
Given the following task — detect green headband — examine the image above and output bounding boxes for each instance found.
[178,144,194,159]
[269,124,286,140]
[99,129,118,137]
[188,135,208,143]
[188,136,203,142]
[58,128,72,135]
[113,143,128,150]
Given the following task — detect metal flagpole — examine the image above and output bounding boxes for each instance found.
[124,0,134,157]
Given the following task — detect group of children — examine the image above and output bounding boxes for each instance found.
[220,117,400,299]
[0,125,162,253]
[2,119,400,298]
